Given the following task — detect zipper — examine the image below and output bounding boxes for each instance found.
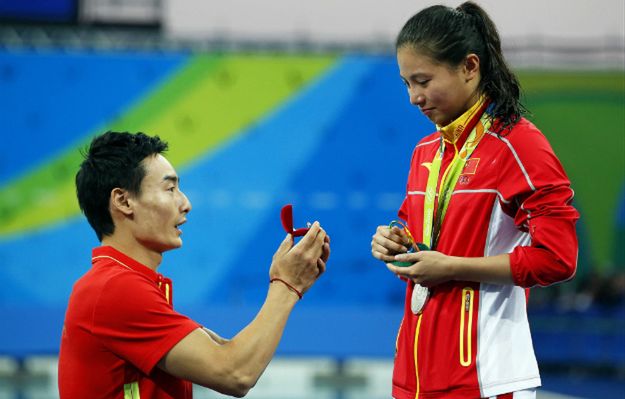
[158,278,171,304]
[396,317,404,355]
[459,287,474,367]
[413,314,423,399]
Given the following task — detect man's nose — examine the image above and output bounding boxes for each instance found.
[180,191,192,214]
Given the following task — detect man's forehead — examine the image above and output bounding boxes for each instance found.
[143,154,177,182]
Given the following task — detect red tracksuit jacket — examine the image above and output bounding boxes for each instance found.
[393,116,579,399]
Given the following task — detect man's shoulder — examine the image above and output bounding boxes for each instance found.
[73,260,155,302]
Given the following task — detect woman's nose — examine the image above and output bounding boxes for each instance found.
[409,90,425,107]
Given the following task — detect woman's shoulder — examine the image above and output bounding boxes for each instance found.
[404,131,439,166]
[489,117,548,144]
[488,116,558,159]
[510,117,542,135]
[415,130,440,149]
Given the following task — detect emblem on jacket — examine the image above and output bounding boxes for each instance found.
[458,158,480,185]
[462,158,480,175]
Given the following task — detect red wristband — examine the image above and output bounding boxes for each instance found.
[270,278,303,300]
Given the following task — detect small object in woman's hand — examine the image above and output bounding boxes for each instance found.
[388,220,429,267]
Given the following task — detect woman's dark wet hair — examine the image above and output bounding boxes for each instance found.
[396,1,526,132]
[75,131,168,241]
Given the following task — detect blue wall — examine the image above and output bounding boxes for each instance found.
[0,50,429,357]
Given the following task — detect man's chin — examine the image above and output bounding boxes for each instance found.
[165,240,183,252]
[155,240,183,254]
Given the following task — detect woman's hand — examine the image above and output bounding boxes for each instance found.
[371,225,413,263]
[386,251,458,287]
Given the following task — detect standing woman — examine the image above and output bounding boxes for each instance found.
[371,2,579,399]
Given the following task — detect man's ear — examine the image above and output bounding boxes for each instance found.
[463,53,480,82]
[110,188,133,216]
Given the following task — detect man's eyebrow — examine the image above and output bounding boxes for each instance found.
[163,175,179,184]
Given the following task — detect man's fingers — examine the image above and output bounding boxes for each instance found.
[301,227,326,263]
[320,242,331,263]
[314,226,327,247]
[296,221,323,249]
[316,258,326,276]
[276,233,294,257]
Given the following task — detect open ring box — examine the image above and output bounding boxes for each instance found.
[280,204,310,237]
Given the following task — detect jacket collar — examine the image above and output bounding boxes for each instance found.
[437,96,489,147]
[92,246,160,282]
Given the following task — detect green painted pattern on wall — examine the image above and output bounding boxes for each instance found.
[0,53,335,237]
[519,71,625,270]
[109,54,335,167]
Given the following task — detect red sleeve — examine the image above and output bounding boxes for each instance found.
[92,273,201,374]
[398,196,409,222]
[498,121,579,287]
[398,144,420,224]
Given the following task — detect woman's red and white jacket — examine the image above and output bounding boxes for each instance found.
[393,116,579,399]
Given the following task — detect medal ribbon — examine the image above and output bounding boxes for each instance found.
[423,98,491,249]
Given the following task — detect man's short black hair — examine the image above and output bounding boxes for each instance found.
[76,131,168,241]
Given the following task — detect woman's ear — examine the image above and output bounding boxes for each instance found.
[463,53,480,82]
[110,188,133,216]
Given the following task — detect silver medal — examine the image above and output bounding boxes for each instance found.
[411,284,430,314]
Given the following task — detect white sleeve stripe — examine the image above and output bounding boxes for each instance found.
[452,189,511,204]
[415,137,440,148]
[567,188,576,204]
[486,131,536,192]
[407,189,511,204]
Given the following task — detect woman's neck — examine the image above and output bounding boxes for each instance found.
[439,94,487,144]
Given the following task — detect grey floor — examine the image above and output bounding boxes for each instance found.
[0,356,582,399]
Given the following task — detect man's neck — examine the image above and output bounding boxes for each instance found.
[101,234,163,271]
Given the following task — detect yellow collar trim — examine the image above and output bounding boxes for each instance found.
[437,96,486,144]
